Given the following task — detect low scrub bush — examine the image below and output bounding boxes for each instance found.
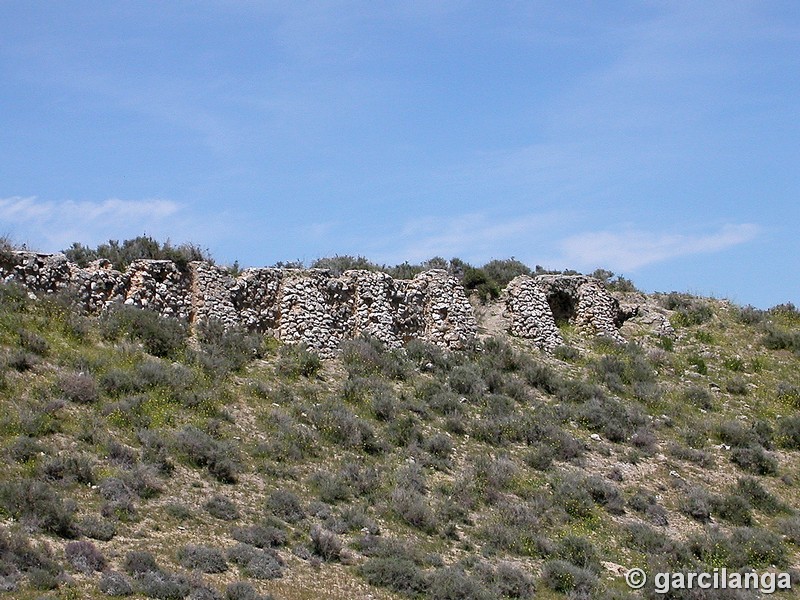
[762,326,800,353]
[41,452,95,484]
[231,523,287,548]
[360,557,428,596]
[734,477,785,514]
[390,487,438,533]
[204,494,240,521]
[725,376,749,395]
[178,545,228,573]
[225,580,270,600]
[0,478,77,537]
[307,401,385,454]
[730,446,778,476]
[193,320,264,377]
[554,535,600,571]
[227,543,283,580]
[310,526,342,561]
[682,385,713,410]
[475,561,536,599]
[123,550,159,575]
[99,570,134,596]
[265,489,305,523]
[65,540,107,573]
[662,293,714,326]
[58,371,100,404]
[174,425,241,483]
[681,486,712,523]
[137,568,191,599]
[711,494,753,526]
[102,305,188,358]
[341,337,410,379]
[80,515,117,541]
[540,559,597,594]
[777,414,800,449]
[275,343,321,378]
[427,566,492,600]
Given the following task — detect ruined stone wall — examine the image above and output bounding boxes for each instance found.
[504,274,626,351]
[0,251,478,356]
[0,251,639,355]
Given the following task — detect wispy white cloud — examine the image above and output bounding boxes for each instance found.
[370,211,571,264]
[556,223,761,272]
[0,196,183,251]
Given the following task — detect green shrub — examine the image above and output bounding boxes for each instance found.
[551,477,595,520]
[390,487,437,533]
[475,561,536,599]
[137,568,191,599]
[447,364,487,398]
[102,305,188,358]
[79,516,117,541]
[18,329,48,356]
[227,543,283,580]
[231,524,287,548]
[99,570,134,596]
[554,535,600,571]
[540,559,597,594]
[193,320,263,377]
[682,385,713,410]
[681,486,712,523]
[730,446,778,476]
[178,544,228,573]
[776,382,800,406]
[427,566,492,600]
[340,337,409,379]
[405,339,452,372]
[225,580,269,600]
[309,526,342,561]
[725,376,749,395]
[482,258,531,287]
[360,557,428,596]
[728,527,787,569]
[734,477,784,514]
[204,494,239,521]
[266,490,305,523]
[711,493,753,526]
[41,452,95,484]
[123,550,159,575]
[554,345,579,361]
[173,426,240,483]
[777,414,800,449]
[7,435,46,463]
[0,479,77,537]
[64,235,210,271]
[662,293,714,326]
[462,267,500,303]
[687,353,708,374]
[762,327,800,353]
[275,343,321,378]
[65,540,107,573]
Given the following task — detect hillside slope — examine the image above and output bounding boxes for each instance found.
[0,281,799,600]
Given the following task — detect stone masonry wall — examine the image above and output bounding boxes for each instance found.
[504,274,626,352]
[0,251,478,357]
[0,251,635,355]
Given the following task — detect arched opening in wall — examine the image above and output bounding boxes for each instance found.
[547,290,577,326]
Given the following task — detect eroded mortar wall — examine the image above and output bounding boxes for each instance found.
[504,274,627,351]
[0,252,478,356]
[0,251,636,355]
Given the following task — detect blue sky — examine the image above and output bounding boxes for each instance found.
[1,1,798,308]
